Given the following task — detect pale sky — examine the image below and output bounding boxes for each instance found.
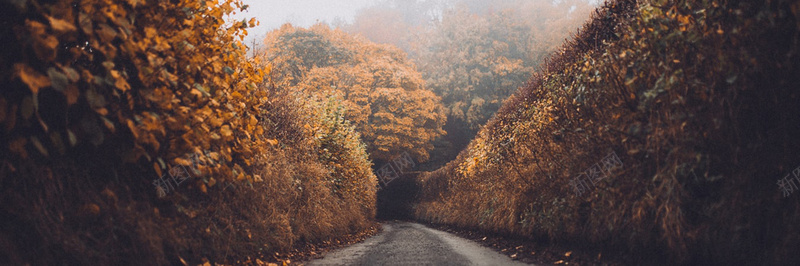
[231,0,379,42]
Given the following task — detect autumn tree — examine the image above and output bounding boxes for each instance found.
[413,5,536,133]
[263,24,446,163]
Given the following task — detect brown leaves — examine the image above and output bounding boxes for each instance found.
[15,64,51,94]
[110,70,130,92]
[25,20,59,62]
[220,125,233,138]
[265,24,445,162]
[46,15,76,34]
[127,0,143,8]
[79,12,93,34]
[174,157,192,166]
[3,0,275,192]
[96,23,118,43]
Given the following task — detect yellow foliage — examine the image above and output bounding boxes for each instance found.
[2,0,266,187]
[263,24,446,162]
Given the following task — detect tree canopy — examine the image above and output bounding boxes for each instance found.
[263,24,447,162]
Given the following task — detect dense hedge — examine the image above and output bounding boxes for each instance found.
[413,0,800,264]
[0,0,376,264]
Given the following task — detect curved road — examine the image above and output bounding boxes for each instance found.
[307,222,533,266]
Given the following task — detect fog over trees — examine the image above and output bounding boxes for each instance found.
[342,0,596,165]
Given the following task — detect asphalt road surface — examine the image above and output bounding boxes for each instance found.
[307,222,533,266]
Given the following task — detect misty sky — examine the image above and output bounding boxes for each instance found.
[229,0,600,47]
[232,0,379,40]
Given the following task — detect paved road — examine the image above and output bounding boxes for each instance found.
[307,222,533,266]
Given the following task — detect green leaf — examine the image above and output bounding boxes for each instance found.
[67,129,78,147]
[49,131,65,155]
[47,67,69,92]
[194,83,210,96]
[85,89,106,108]
[31,136,49,156]
[61,66,80,82]
[726,75,738,84]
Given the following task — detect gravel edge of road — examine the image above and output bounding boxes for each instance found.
[269,222,382,265]
[420,222,669,266]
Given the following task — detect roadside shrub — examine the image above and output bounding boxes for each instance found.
[414,0,800,264]
[0,0,377,264]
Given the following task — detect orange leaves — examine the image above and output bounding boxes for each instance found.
[46,15,76,34]
[25,20,59,62]
[248,115,258,127]
[126,119,140,139]
[245,115,258,132]
[78,12,92,34]
[676,14,692,32]
[205,0,216,9]
[266,139,279,146]
[144,27,157,39]
[676,14,691,25]
[154,162,163,178]
[127,0,143,7]
[152,36,172,52]
[15,64,51,94]
[265,24,445,162]
[109,70,130,92]
[174,157,192,166]
[96,23,118,43]
[220,125,233,138]
[2,0,271,193]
